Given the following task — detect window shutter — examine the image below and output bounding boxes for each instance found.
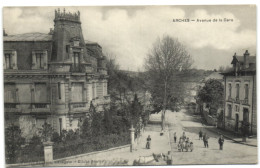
[11,51,17,69]
[43,50,48,69]
[32,51,36,69]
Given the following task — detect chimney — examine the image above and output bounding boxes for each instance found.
[244,50,250,69]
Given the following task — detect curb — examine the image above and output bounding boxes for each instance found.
[205,127,257,147]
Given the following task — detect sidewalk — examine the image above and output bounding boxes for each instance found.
[205,126,257,147]
[50,113,171,166]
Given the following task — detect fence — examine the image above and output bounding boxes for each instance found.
[53,133,130,159]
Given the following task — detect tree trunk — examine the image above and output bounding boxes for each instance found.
[161,109,166,131]
[161,79,167,131]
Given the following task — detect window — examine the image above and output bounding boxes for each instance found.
[35,83,47,102]
[32,51,47,70]
[71,83,83,102]
[59,118,62,135]
[235,105,239,112]
[5,54,11,69]
[228,104,232,118]
[36,53,44,69]
[4,83,16,103]
[92,83,95,99]
[228,83,232,98]
[58,82,61,99]
[72,52,80,67]
[245,84,249,99]
[236,84,240,99]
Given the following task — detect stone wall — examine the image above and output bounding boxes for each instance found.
[52,145,130,166]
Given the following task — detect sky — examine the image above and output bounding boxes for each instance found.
[3,5,256,71]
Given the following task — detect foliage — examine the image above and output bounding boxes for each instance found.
[197,79,224,115]
[240,121,250,136]
[65,129,80,141]
[91,112,105,137]
[53,132,130,160]
[144,35,193,130]
[52,132,62,143]
[39,122,54,142]
[29,135,42,147]
[5,125,25,163]
[217,110,224,122]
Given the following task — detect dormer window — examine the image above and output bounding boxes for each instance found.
[4,50,17,70]
[72,52,80,67]
[36,53,44,69]
[5,53,11,69]
[32,50,48,70]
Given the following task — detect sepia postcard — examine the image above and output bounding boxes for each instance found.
[2,5,257,167]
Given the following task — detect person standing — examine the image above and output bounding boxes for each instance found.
[174,132,177,143]
[199,130,203,140]
[146,135,151,149]
[203,133,209,148]
[218,135,224,150]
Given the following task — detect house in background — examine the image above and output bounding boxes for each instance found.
[4,9,110,139]
[221,50,256,135]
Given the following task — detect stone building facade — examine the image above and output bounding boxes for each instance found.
[4,9,110,139]
[222,50,256,135]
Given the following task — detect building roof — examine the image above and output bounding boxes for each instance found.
[204,72,223,81]
[231,56,256,64]
[4,33,52,42]
[85,40,98,45]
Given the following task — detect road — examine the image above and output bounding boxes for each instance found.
[166,109,258,165]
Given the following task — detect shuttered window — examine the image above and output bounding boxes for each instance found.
[35,83,47,102]
[17,84,31,103]
[71,83,83,102]
[4,83,16,103]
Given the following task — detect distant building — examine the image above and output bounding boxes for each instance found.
[221,50,256,135]
[203,71,224,83]
[4,9,110,139]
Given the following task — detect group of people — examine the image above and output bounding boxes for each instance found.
[199,130,225,150]
[174,132,194,152]
[145,130,225,151]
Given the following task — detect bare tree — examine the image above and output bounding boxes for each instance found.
[145,35,193,130]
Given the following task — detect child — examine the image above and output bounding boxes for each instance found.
[189,141,194,152]
[146,135,151,149]
[177,141,182,152]
[184,138,190,152]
